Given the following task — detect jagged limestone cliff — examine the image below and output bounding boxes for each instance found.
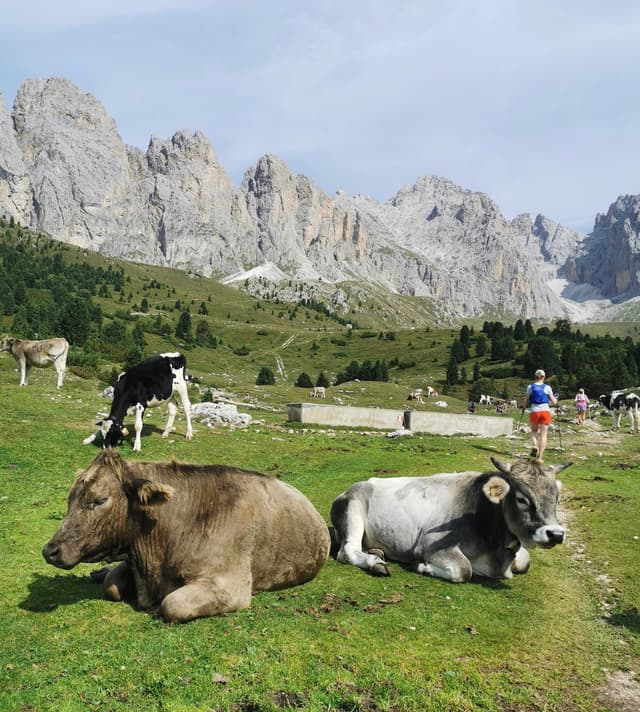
[0,76,627,320]
[566,195,640,299]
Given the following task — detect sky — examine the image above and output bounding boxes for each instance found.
[1,0,639,233]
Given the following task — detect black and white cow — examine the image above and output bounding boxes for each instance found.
[330,457,569,582]
[598,390,640,433]
[83,353,193,452]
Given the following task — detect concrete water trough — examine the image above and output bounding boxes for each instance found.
[287,403,513,437]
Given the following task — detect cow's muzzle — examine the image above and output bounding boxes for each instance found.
[535,526,566,548]
[42,540,75,569]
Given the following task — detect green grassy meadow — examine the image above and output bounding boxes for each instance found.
[0,351,639,711]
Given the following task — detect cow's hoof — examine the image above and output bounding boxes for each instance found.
[89,566,112,583]
[368,548,386,560]
[371,562,390,577]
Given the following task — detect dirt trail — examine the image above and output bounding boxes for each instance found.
[551,420,640,712]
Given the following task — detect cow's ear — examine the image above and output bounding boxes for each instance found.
[490,457,512,474]
[483,475,510,504]
[129,479,174,509]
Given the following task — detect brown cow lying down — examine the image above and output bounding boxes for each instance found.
[43,450,330,622]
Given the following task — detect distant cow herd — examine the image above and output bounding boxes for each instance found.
[1,331,634,622]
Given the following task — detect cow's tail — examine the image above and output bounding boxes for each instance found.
[328,526,341,559]
[329,494,349,559]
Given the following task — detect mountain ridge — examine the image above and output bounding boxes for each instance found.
[1,76,638,321]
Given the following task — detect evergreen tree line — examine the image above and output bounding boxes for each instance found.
[297,298,358,329]
[294,371,330,389]
[447,318,640,396]
[0,224,218,376]
[334,359,389,385]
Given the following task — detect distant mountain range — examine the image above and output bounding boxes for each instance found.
[2,77,640,322]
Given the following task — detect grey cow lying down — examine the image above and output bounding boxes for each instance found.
[331,457,569,582]
[43,450,330,622]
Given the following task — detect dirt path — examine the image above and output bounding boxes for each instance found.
[552,420,640,711]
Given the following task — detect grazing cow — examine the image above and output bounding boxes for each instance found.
[310,386,326,398]
[479,394,492,406]
[330,457,569,582]
[598,390,640,433]
[426,386,438,398]
[0,335,69,388]
[407,389,424,403]
[83,352,193,452]
[42,450,330,622]
[509,399,519,409]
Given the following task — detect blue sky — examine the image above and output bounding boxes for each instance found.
[2,0,639,233]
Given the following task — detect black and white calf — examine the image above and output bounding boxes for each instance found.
[598,390,640,433]
[83,353,193,451]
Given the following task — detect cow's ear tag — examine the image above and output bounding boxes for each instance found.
[121,427,129,436]
[483,476,510,504]
[136,481,174,508]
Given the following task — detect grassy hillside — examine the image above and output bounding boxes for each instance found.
[0,355,638,711]
[3,224,640,410]
[1,227,639,710]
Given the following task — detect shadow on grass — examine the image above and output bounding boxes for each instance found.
[471,443,515,458]
[607,608,640,634]
[20,572,102,613]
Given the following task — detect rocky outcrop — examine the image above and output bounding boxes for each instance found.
[242,155,367,280]
[0,93,31,225]
[566,195,640,298]
[1,75,630,320]
[13,77,134,251]
[334,178,568,318]
[144,130,256,275]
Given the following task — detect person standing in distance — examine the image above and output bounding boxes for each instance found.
[524,369,558,462]
[574,387,589,425]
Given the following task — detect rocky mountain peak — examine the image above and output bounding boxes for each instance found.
[147,130,220,174]
[0,76,636,321]
[0,93,30,225]
[567,194,640,298]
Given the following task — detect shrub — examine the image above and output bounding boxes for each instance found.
[296,372,314,388]
[256,367,275,385]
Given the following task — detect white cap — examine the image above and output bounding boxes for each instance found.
[535,369,545,378]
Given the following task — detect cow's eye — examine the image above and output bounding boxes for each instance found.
[92,497,108,508]
[515,494,529,508]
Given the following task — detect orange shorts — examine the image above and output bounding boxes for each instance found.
[529,411,552,426]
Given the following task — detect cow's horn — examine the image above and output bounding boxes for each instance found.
[550,462,573,475]
[83,432,98,445]
[490,457,511,474]
[121,427,129,436]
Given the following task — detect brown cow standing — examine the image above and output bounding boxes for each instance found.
[43,450,330,622]
[0,335,69,388]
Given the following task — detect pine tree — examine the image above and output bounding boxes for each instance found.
[296,372,314,388]
[256,367,275,385]
[175,310,193,342]
[446,357,458,386]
